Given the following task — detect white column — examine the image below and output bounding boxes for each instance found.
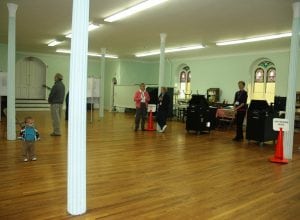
[99,48,106,118]
[158,33,167,95]
[6,3,18,141]
[283,0,300,159]
[67,0,89,215]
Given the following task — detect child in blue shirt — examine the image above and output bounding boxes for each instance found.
[20,116,40,162]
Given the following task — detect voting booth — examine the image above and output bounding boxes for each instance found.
[246,100,278,145]
[87,77,100,107]
[87,76,100,122]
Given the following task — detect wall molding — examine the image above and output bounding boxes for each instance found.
[169,48,290,62]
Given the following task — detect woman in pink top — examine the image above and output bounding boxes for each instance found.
[133,83,150,131]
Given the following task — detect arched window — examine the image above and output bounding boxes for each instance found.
[255,68,264,83]
[267,68,276,82]
[179,65,191,99]
[252,59,276,103]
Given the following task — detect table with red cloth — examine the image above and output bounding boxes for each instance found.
[216,107,235,119]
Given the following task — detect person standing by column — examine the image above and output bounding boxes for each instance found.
[134,83,150,131]
[48,73,65,136]
[233,81,248,141]
[156,87,170,133]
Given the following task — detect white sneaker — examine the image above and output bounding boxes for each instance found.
[162,125,167,132]
[31,157,37,161]
[23,158,28,162]
[156,123,162,132]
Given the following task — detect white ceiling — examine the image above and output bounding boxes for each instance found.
[0,0,293,59]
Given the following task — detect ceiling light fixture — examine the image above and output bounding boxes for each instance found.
[104,0,168,23]
[216,32,292,46]
[135,44,205,57]
[48,40,64,47]
[65,23,102,38]
[88,23,101,31]
[56,49,119,59]
[87,52,119,59]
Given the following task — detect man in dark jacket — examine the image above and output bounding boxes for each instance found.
[156,87,170,133]
[48,73,65,136]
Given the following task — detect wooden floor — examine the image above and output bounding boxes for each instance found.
[1,111,300,220]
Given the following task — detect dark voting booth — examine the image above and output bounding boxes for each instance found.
[246,100,278,145]
[186,95,211,133]
[0,96,7,118]
[274,96,286,112]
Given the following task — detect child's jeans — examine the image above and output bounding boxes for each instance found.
[23,141,36,160]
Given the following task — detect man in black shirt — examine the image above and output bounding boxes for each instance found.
[233,81,248,141]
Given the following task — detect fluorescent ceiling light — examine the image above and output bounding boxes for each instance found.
[104,0,168,23]
[56,49,118,59]
[65,23,102,38]
[48,40,63,47]
[88,52,119,59]
[135,44,205,57]
[216,32,292,46]
[88,23,101,31]
[65,33,72,39]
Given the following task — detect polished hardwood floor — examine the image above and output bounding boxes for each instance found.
[0,111,300,220]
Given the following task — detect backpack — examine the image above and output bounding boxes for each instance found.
[24,126,36,141]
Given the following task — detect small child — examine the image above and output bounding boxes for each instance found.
[20,116,40,162]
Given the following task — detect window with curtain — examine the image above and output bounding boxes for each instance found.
[252,60,276,103]
[179,65,191,99]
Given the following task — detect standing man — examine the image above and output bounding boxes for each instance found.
[48,73,65,136]
[134,83,150,131]
[233,81,248,141]
[156,87,170,133]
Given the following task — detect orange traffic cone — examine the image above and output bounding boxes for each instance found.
[145,110,156,131]
[269,128,288,164]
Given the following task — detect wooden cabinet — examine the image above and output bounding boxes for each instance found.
[207,88,220,103]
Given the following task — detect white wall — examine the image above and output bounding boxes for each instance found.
[169,50,295,103]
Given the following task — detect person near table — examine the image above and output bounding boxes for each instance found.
[133,83,150,131]
[233,81,248,141]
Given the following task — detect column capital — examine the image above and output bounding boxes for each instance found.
[160,33,167,42]
[7,3,18,17]
[293,0,300,18]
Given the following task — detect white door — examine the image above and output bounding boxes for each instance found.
[16,57,46,99]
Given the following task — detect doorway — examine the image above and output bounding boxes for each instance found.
[16,57,47,99]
